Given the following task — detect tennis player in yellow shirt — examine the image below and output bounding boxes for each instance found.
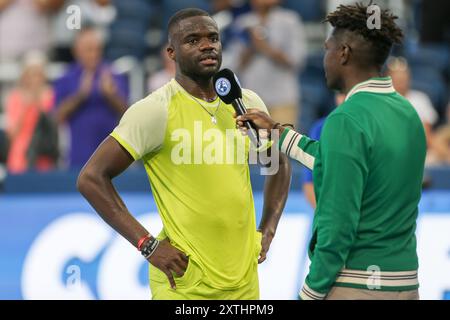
[77,8,291,299]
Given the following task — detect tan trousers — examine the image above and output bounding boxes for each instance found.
[326,287,420,300]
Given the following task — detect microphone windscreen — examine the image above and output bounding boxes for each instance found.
[213,68,242,104]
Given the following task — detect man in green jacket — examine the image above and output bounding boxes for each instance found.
[237,3,426,300]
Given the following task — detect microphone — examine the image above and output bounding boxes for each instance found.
[213,68,262,149]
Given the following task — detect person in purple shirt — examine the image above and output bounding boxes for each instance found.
[54,27,129,168]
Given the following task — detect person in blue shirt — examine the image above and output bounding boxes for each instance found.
[302,94,345,208]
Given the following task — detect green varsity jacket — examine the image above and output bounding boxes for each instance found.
[279,77,426,299]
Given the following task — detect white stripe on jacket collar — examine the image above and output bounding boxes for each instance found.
[345,77,396,101]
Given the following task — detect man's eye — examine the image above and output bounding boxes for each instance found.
[189,39,198,44]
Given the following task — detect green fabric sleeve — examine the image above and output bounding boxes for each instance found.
[304,113,369,296]
[278,128,319,169]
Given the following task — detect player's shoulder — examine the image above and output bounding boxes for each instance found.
[242,88,268,113]
[146,79,178,105]
[128,80,177,113]
[242,88,265,105]
[120,81,178,127]
[242,88,260,100]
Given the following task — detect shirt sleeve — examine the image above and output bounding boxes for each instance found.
[278,128,318,170]
[242,89,270,115]
[300,113,369,300]
[110,93,168,160]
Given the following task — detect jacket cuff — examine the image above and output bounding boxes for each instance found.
[299,283,327,300]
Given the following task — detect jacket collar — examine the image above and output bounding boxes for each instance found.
[345,77,396,101]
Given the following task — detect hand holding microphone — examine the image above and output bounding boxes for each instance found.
[213,68,286,148]
[213,68,263,148]
[235,109,280,134]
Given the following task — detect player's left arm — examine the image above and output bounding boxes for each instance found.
[258,152,291,263]
[243,89,292,263]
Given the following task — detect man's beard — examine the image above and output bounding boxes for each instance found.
[180,58,222,81]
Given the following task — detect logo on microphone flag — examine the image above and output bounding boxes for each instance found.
[215,78,231,96]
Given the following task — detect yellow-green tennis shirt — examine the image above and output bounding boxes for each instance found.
[110,79,268,289]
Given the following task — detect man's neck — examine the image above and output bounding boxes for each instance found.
[341,70,382,96]
[176,73,216,101]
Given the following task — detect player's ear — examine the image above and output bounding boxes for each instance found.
[167,44,176,62]
[340,43,351,65]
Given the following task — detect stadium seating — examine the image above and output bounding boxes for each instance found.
[283,0,325,22]
[106,0,156,60]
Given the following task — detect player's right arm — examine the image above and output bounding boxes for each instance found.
[77,95,187,289]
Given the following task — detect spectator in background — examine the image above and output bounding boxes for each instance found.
[0,0,63,61]
[5,52,55,174]
[226,0,306,128]
[51,0,117,62]
[211,0,251,48]
[302,94,345,208]
[147,45,176,93]
[388,57,438,148]
[54,27,128,168]
[428,102,450,165]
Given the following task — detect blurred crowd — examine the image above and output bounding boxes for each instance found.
[0,0,449,176]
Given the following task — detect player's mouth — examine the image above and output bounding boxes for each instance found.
[199,55,218,66]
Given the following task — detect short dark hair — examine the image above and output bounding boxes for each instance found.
[167,8,211,40]
[324,2,403,67]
